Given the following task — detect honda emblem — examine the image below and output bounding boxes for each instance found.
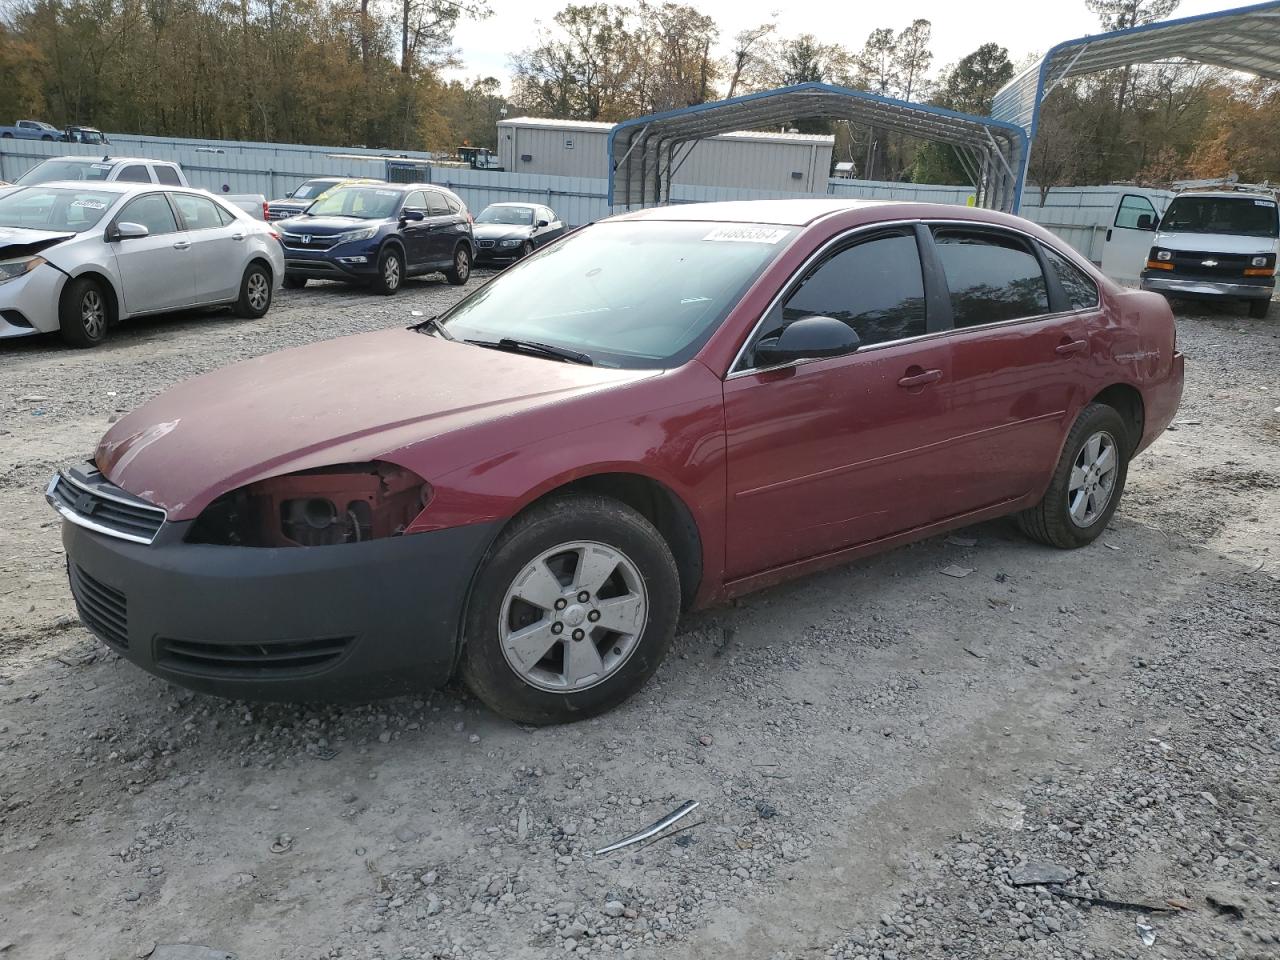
[301,235,312,244]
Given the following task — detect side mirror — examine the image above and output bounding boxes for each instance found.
[111,221,149,241]
[1136,213,1154,230]
[536,219,550,228]
[401,208,425,222]
[754,316,860,368]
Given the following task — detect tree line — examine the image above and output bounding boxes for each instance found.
[0,0,1276,190]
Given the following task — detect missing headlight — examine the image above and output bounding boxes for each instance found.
[188,462,431,547]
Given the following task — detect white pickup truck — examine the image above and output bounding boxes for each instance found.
[1,156,268,220]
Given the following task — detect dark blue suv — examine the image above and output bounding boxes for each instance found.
[278,183,476,294]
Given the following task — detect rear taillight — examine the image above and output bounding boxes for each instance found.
[267,229,280,241]
[262,200,269,221]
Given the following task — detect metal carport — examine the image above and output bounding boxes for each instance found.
[992,0,1280,208]
[607,82,1028,214]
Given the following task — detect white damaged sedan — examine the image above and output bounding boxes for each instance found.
[0,181,285,347]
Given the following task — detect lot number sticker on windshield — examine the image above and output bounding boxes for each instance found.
[71,199,107,209]
[703,226,790,244]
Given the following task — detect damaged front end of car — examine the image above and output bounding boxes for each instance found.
[186,461,432,548]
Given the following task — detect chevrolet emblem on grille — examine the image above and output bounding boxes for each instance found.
[75,491,98,515]
[1201,259,1218,267]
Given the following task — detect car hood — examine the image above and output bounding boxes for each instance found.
[0,225,77,258]
[473,223,533,241]
[1154,231,1278,256]
[96,328,652,520]
[277,215,379,234]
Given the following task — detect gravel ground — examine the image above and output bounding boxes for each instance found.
[1,280,1277,960]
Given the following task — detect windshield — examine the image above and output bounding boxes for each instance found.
[0,186,118,233]
[438,220,795,369]
[292,179,338,200]
[477,205,533,225]
[304,185,403,219]
[16,159,113,185]
[1161,195,1278,238]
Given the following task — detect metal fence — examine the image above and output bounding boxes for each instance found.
[0,132,1154,261]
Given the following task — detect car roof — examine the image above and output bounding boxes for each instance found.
[31,180,213,199]
[486,202,538,209]
[614,198,906,226]
[39,155,169,165]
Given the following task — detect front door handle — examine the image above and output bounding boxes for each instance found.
[172,240,190,250]
[1055,339,1088,356]
[1105,228,1113,242]
[897,368,943,389]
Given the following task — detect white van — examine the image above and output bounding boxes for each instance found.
[1104,182,1278,319]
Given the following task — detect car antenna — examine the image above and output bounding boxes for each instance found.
[102,155,110,162]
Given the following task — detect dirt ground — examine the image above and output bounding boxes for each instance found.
[1,277,1277,960]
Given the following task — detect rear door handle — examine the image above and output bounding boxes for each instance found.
[1055,339,1088,356]
[231,233,245,242]
[172,240,190,250]
[897,368,943,388]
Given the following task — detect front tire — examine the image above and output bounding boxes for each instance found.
[460,495,680,725]
[59,276,110,347]
[372,246,404,295]
[1017,403,1130,549]
[234,262,273,318]
[445,245,471,285]
[1248,298,1271,320]
[520,241,534,259]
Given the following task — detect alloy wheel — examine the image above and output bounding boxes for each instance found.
[81,290,106,339]
[498,541,648,692]
[384,256,401,289]
[247,272,269,311]
[455,249,470,282]
[1067,430,1118,527]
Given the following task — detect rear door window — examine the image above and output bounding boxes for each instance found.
[768,231,927,349]
[117,164,153,183]
[932,229,1050,327]
[171,193,225,231]
[1041,245,1099,311]
[154,165,182,186]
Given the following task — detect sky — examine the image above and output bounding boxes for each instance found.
[443,0,1240,91]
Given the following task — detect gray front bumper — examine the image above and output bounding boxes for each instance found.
[1141,276,1274,300]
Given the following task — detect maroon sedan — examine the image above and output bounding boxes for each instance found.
[48,199,1183,723]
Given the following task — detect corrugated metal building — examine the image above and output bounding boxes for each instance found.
[496,117,833,193]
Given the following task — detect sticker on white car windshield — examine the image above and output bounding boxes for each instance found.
[703,226,790,244]
[1255,200,1275,207]
[70,199,107,209]
[91,163,113,170]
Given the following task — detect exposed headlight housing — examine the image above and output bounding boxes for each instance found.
[1251,255,1269,267]
[335,227,378,245]
[188,462,431,547]
[1155,249,1173,261]
[0,255,46,284]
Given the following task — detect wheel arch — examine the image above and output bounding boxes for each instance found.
[62,269,121,323]
[496,471,704,612]
[1090,383,1145,454]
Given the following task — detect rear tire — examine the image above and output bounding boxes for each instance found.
[445,245,471,285]
[1248,298,1271,319]
[372,246,403,295]
[460,495,680,725]
[59,276,110,348]
[1017,403,1130,549]
[282,275,308,290]
[234,262,273,318]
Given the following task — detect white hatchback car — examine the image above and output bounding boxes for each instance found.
[0,181,285,347]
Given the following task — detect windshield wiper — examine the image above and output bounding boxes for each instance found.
[466,337,594,365]
[410,315,454,340]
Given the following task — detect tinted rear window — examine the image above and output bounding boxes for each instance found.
[933,229,1050,327]
[1042,245,1099,311]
